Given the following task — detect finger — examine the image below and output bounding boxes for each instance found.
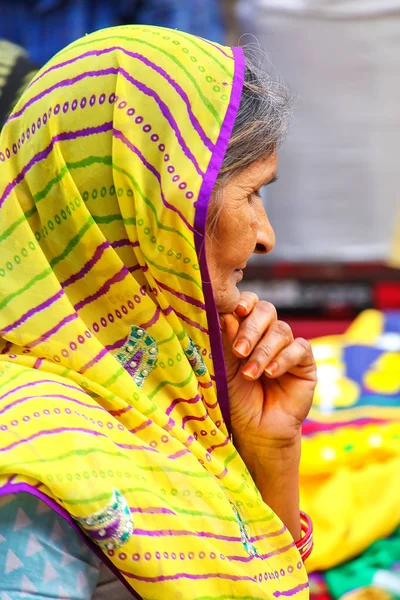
[241,320,294,380]
[235,291,259,317]
[233,301,278,359]
[221,312,240,346]
[263,337,316,380]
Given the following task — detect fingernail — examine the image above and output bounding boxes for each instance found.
[265,361,278,376]
[219,316,225,330]
[236,302,248,316]
[242,362,259,379]
[233,340,250,357]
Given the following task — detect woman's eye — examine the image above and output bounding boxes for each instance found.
[248,190,261,203]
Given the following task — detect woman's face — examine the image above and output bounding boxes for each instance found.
[206,154,277,314]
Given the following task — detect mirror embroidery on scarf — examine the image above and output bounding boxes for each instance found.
[184,338,207,376]
[231,503,258,557]
[76,489,134,550]
[113,325,158,387]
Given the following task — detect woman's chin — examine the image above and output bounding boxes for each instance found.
[215,284,241,315]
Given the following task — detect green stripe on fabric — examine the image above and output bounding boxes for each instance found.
[0,267,53,311]
[56,35,221,125]
[50,217,94,269]
[34,155,112,205]
[0,206,37,244]
[157,332,175,346]
[0,447,129,474]
[143,404,157,417]
[223,448,238,468]
[64,486,238,522]
[148,369,194,400]
[144,253,200,289]
[136,465,211,478]
[111,162,195,251]
[102,366,126,388]
[0,368,32,390]
[2,155,194,251]
[34,165,69,204]
[221,481,246,495]
[246,512,275,525]
[172,30,233,78]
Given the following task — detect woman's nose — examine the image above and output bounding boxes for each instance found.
[254,202,275,254]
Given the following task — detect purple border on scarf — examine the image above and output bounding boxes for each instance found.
[0,484,143,600]
[193,46,245,435]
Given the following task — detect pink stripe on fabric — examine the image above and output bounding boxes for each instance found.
[172,309,208,335]
[0,123,113,209]
[0,427,161,454]
[215,468,228,479]
[155,279,206,310]
[0,393,104,416]
[27,46,215,151]
[140,306,161,329]
[129,419,153,434]
[182,413,208,428]
[113,128,195,231]
[1,289,65,334]
[250,525,287,542]
[199,37,234,60]
[206,436,230,454]
[111,239,139,249]
[1,341,13,355]
[7,66,203,176]
[109,405,132,417]
[273,583,309,598]
[130,527,245,543]
[167,448,190,460]
[62,241,110,288]
[0,379,81,401]
[165,395,201,416]
[226,541,295,563]
[27,313,78,348]
[130,506,176,516]
[120,569,255,583]
[74,266,129,311]
[79,348,109,373]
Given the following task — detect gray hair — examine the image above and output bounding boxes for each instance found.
[217,50,293,183]
[206,51,293,235]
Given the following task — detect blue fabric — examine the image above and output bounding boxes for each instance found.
[0,492,100,599]
[0,0,224,66]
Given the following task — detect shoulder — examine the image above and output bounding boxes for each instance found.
[0,493,101,599]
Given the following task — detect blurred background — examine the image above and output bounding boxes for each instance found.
[0,0,399,598]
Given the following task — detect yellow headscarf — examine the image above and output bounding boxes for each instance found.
[0,26,308,599]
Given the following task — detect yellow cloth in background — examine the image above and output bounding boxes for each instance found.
[301,310,400,572]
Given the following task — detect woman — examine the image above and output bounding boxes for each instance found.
[0,26,316,599]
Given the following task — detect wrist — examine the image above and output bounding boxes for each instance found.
[233,431,301,466]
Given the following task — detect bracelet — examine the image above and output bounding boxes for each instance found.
[295,511,313,562]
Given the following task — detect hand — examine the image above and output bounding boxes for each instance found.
[220,292,317,455]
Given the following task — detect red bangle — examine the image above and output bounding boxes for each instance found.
[295,511,313,562]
